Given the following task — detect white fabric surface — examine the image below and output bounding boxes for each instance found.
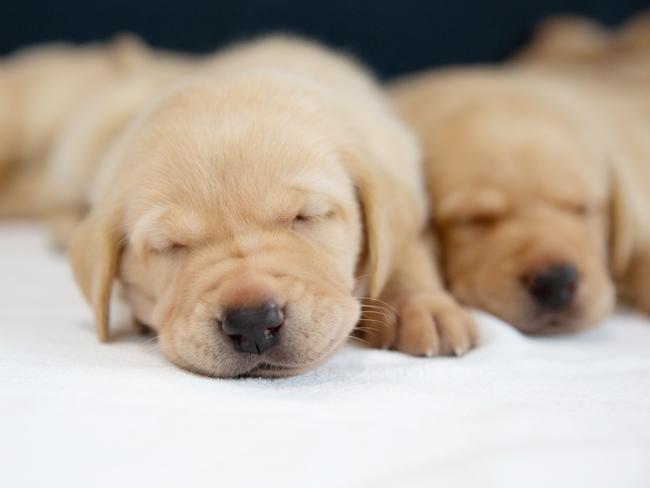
[1,222,649,488]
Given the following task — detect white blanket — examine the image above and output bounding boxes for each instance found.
[1,222,649,488]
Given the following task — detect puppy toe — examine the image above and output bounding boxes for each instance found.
[360,294,477,358]
[434,304,477,356]
[394,294,476,357]
[396,301,441,356]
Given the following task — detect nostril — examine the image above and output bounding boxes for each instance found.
[263,324,282,339]
[524,264,579,311]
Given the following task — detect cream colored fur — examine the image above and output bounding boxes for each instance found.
[64,36,475,378]
[391,14,650,334]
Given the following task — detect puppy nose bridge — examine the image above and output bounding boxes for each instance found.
[517,229,582,271]
[219,271,276,310]
[231,232,267,258]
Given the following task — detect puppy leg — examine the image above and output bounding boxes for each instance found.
[360,233,477,356]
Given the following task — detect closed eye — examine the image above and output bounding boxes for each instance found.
[452,212,502,227]
[149,241,188,254]
[556,201,592,217]
[293,214,313,223]
[168,242,188,252]
[438,188,511,229]
[568,203,589,216]
[292,209,335,227]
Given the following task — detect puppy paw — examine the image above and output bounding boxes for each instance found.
[360,293,477,357]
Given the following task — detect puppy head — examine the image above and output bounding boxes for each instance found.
[428,92,628,334]
[70,79,395,377]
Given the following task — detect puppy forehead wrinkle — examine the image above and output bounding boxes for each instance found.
[438,186,509,219]
[438,119,607,207]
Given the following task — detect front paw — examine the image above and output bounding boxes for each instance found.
[360,293,477,357]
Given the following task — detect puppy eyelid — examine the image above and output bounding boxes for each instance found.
[561,202,591,216]
[169,242,187,251]
[452,212,502,227]
[149,241,188,254]
[572,204,589,215]
[290,209,336,228]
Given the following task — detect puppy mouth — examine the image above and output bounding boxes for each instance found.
[528,316,570,335]
[240,326,353,378]
[243,363,301,378]
[524,308,585,335]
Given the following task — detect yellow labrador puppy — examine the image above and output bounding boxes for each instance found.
[69,35,476,378]
[391,41,650,334]
[44,60,199,247]
[0,35,193,219]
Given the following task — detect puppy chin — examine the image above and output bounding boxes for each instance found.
[163,338,347,379]
[517,313,591,336]
[244,345,342,378]
[241,314,357,378]
[451,263,615,336]
[506,283,615,336]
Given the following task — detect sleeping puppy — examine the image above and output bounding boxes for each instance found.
[0,34,193,218]
[44,59,198,247]
[391,63,650,335]
[69,35,476,378]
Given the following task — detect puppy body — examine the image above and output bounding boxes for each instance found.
[391,63,650,333]
[70,36,476,378]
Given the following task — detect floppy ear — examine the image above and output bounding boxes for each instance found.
[608,155,646,280]
[340,148,421,299]
[69,204,123,342]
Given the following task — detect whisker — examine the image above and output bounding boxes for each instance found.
[360,310,392,319]
[358,296,399,316]
[348,336,369,346]
[141,335,159,345]
[357,318,389,327]
[355,324,382,330]
[360,311,393,319]
[360,317,390,325]
[360,304,395,314]
[360,304,393,312]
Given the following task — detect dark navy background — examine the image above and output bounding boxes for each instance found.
[1,0,648,77]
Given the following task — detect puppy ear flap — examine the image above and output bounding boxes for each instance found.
[353,168,392,299]
[69,205,123,342]
[608,155,645,279]
[340,148,418,299]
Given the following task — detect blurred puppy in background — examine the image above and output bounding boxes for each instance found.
[391,13,650,335]
[62,35,476,378]
[515,11,650,83]
[0,35,194,222]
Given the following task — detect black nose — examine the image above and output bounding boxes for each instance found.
[525,264,578,311]
[221,302,284,354]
